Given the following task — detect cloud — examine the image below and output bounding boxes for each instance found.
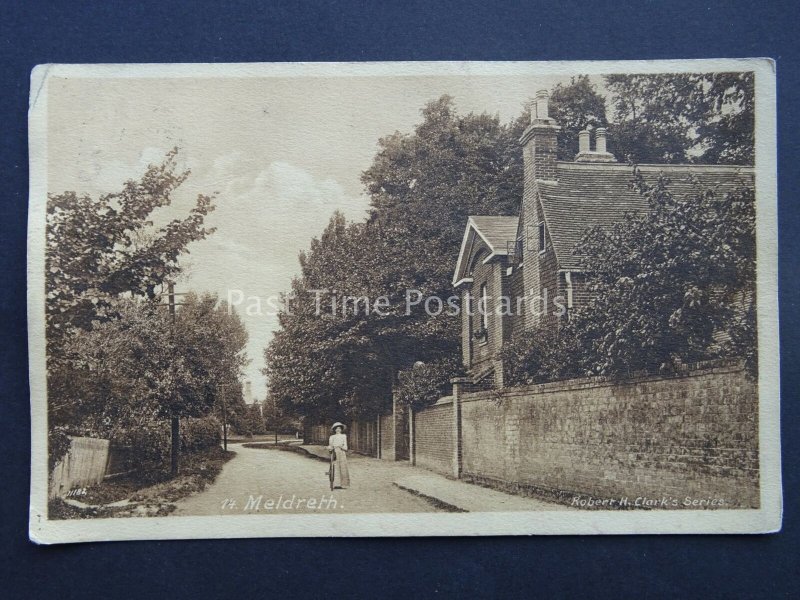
[179,157,370,398]
[72,146,172,194]
[50,143,370,400]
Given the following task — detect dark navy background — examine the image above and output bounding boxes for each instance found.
[1,1,797,597]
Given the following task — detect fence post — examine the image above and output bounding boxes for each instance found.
[391,388,398,461]
[451,377,469,479]
[376,415,381,459]
[391,386,407,461]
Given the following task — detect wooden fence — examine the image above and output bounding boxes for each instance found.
[49,436,110,499]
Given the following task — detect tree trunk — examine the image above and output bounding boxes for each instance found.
[171,416,180,476]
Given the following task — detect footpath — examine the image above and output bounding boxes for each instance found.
[297,444,566,513]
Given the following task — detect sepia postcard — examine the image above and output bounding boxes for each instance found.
[28,59,781,543]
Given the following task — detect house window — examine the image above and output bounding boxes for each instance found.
[538,222,546,252]
[465,290,473,335]
[480,283,489,331]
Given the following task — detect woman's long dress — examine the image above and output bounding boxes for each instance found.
[328,433,350,489]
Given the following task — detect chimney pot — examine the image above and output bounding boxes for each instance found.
[578,130,590,153]
[535,89,549,121]
[595,127,608,154]
[527,100,536,123]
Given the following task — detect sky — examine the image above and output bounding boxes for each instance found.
[47,71,580,399]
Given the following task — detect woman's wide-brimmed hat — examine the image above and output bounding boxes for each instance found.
[330,422,347,432]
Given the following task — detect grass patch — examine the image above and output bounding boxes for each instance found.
[48,446,235,519]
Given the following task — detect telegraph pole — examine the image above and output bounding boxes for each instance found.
[168,282,180,477]
[220,384,229,451]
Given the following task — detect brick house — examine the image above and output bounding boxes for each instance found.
[452,89,754,388]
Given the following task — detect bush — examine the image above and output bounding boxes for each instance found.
[181,416,221,452]
[567,174,756,378]
[115,421,172,468]
[396,357,461,410]
[111,416,221,473]
[499,328,577,387]
[48,426,72,471]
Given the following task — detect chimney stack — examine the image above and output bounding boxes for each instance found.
[578,129,590,154]
[520,89,560,182]
[595,128,608,153]
[575,126,615,163]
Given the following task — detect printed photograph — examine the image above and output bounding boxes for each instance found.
[27,61,780,541]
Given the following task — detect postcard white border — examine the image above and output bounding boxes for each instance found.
[28,59,781,543]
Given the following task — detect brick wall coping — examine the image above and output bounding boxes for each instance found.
[461,358,746,403]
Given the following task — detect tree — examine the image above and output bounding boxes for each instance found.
[499,328,573,387]
[604,74,698,163]
[565,167,756,377]
[52,293,248,468]
[604,72,755,164]
[262,398,299,435]
[363,96,523,260]
[693,72,755,164]
[245,404,267,436]
[265,96,526,418]
[46,149,220,471]
[45,148,216,354]
[264,217,412,420]
[548,76,608,160]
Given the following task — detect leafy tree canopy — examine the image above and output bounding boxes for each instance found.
[549,75,609,160]
[46,148,216,352]
[565,169,756,377]
[265,97,524,418]
[52,293,248,436]
[604,72,754,164]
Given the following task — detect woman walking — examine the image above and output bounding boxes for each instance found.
[327,422,350,489]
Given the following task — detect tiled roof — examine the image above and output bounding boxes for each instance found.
[469,216,520,253]
[539,162,755,270]
[452,216,519,285]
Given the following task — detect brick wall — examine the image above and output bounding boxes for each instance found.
[461,288,472,368]
[413,399,454,475]
[521,150,541,332]
[522,124,559,182]
[569,271,591,308]
[459,362,759,508]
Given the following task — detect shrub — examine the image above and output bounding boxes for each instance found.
[48,426,72,471]
[115,421,172,468]
[395,356,461,410]
[111,416,221,473]
[499,328,578,387]
[181,416,221,453]
[568,173,756,378]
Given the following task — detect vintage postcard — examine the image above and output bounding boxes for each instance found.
[28,59,781,543]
